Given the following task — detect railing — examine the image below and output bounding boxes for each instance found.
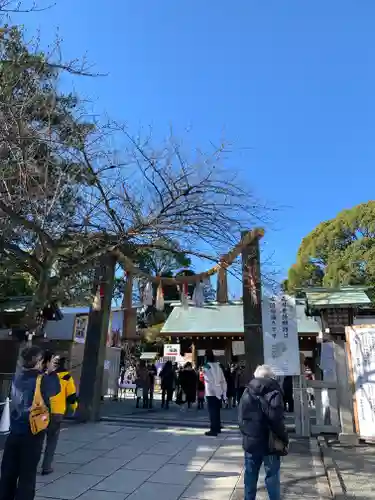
[294,376,340,436]
[307,379,340,435]
[102,348,122,399]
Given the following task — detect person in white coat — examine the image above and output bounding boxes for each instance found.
[203,349,227,436]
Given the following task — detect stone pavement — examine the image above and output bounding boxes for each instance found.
[0,422,331,500]
[101,396,296,431]
[319,437,375,500]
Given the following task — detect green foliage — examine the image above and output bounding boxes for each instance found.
[0,26,92,226]
[136,239,192,304]
[53,270,96,306]
[0,266,36,299]
[143,323,165,344]
[0,25,102,319]
[286,202,375,293]
[137,239,192,276]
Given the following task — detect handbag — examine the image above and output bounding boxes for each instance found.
[268,430,288,456]
[29,375,50,435]
[175,388,185,405]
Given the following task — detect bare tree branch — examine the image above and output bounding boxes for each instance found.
[0,0,54,13]
[0,236,42,277]
[0,24,273,328]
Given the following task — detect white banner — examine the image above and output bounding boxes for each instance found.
[73,316,88,344]
[232,341,245,356]
[197,349,225,357]
[261,294,300,376]
[213,350,225,357]
[163,344,181,357]
[346,326,375,439]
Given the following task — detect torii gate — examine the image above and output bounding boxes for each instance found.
[77,228,265,421]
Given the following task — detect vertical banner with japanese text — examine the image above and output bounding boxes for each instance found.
[261,294,300,376]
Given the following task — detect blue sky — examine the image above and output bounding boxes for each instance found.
[17,1,375,295]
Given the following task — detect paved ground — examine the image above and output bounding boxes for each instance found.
[101,395,296,430]
[321,439,375,500]
[0,422,331,500]
[102,397,240,426]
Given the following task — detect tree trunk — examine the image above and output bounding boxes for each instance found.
[77,254,116,422]
[22,265,51,333]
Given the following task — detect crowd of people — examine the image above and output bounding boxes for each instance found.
[132,358,252,412]
[0,346,77,500]
[0,344,299,500]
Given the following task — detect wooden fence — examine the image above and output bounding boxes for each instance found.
[294,376,340,436]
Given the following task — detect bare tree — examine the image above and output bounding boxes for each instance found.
[109,128,267,253]
[0,0,57,15]
[0,26,270,331]
[0,25,116,325]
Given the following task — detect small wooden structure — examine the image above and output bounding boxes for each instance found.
[78,229,266,420]
[294,286,374,441]
[160,301,245,366]
[294,376,340,437]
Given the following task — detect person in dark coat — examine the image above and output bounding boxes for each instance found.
[282,376,294,413]
[178,363,197,408]
[238,364,288,500]
[160,361,175,409]
[197,366,205,409]
[0,347,60,500]
[235,362,247,405]
[147,363,157,409]
[224,365,236,408]
[135,361,150,409]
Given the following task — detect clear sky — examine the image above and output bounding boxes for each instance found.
[17,0,375,295]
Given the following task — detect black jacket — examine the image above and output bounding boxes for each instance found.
[238,377,288,455]
[282,376,293,398]
[160,364,175,391]
[178,369,197,403]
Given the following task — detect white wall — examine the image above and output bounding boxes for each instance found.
[44,314,76,340]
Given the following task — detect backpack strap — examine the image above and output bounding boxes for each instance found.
[33,375,44,407]
[257,395,267,413]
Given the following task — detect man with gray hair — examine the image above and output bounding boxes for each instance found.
[238,364,288,500]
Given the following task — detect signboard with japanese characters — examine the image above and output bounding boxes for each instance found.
[73,315,88,344]
[163,344,181,357]
[232,340,245,356]
[346,325,375,440]
[261,294,300,376]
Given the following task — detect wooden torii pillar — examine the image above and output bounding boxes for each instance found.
[241,230,264,381]
[75,228,264,418]
[122,271,137,341]
[77,254,116,422]
[216,263,228,304]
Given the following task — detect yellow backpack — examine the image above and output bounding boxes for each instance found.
[29,375,50,435]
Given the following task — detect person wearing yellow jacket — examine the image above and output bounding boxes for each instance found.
[42,356,78,475]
